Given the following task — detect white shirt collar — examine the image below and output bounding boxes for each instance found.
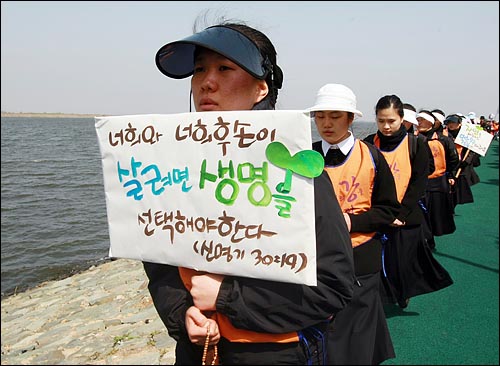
[321,131,355,156]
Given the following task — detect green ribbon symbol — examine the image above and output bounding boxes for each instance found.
[265,141,324,193]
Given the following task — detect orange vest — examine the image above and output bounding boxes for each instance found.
[324,140,377,247]
[427,132,447,179]
[178,267,299,343]
[373,135,412,202]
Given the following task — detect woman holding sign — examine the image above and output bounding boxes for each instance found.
[444,114,481,207]
[143,20,355,365]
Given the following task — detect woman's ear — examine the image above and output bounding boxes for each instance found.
[255,79,269,103]
[348,113,355,126]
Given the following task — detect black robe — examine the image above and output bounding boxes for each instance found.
[365,128,453,309]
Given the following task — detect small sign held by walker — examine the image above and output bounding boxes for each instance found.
[454,122,494,156]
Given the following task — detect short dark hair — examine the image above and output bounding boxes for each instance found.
[403,103,416,112]
[431,108,445,116]
[375,95,404,118]
[223,23,283,108]
[418,109,433,116]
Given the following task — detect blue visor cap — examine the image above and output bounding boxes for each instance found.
[155,25,270,80]
[444,115,462,124]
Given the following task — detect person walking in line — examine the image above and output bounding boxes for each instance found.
[402,103,436,252]
[364,95,453,310]
[143,20,355,365]
[309,83,400,365]
[444,114,481,207]
[416,109,459,247]
[402,103,419,136]
[488,113,499,140]
[431,109,448,137]
[403,103,435,174]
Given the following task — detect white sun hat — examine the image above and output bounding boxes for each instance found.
[403,108,418,125]
[308,83,363,118]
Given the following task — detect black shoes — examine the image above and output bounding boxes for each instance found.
[398,298,410,309]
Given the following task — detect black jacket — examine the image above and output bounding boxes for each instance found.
[448,129,481,186]
[143,170,355,339]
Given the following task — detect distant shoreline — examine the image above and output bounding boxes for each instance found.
[1,112,108,118]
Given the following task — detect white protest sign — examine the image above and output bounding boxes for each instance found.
[454,122,494,156]
[95,110,324,285]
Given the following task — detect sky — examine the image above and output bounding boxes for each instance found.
[1,1,499,121]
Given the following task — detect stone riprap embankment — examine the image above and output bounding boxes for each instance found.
[1,259,177,365]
